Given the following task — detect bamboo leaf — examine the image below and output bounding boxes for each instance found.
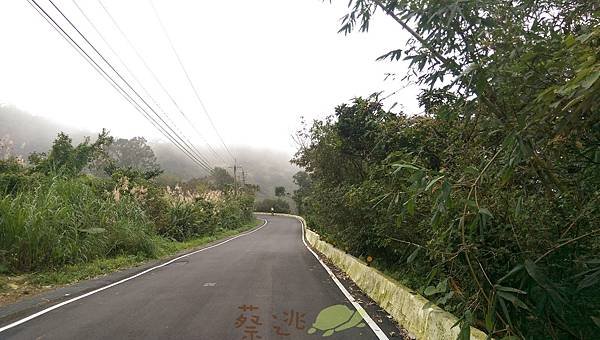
[577,268,600,291]
[407,247,420,264]
[497,291,530,311]
[591,316,600,328]
[376,49,403,62]
[425,175,445,191]
[495,285,527,295]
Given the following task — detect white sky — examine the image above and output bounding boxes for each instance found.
[0,0,419,160]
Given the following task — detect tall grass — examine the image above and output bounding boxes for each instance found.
[214,195,254,230]
[160,187,254,240]
[0,176,255,273]
[162,200,213,241]
[0,177,156,272]
[0,133,256,276]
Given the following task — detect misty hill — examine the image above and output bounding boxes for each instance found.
[153,144,299,200]
[0,104,299,198]
[0,104,89,156]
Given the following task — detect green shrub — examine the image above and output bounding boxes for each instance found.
[0,157,35,195]
[0,173,34,195]
[214,200,242,230]
[143,185,171,233]
[157,192,255,240]
[161,200,213,241]
[254,198,291,213]
[214,194,255,230]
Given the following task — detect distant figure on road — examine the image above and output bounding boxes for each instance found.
[270,207,274,216]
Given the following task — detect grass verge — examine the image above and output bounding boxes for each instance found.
[0,218,264,306]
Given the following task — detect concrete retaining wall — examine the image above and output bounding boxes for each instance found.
[292,215,487,340]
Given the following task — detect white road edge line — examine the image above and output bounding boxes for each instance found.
[0,219,269,333]
[296,216,390,340]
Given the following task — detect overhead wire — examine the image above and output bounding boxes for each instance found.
[71,0,214,168]
[96,0,228,166]
[45,0,213,171]
[27,0,212,173]
[148,0,236,162]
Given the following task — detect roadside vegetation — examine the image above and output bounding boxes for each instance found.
[254,186,292,213]
[254,198,291,214]
[0,131,256,297]
[293,1,599,339]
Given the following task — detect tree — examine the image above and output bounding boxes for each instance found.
[254,198,290,214]
[292,171,312,215]
[210,167,234,191]
[274,186,286,197]
[107,137,160,172]
[29,130,112,176]
[180,177,211,193]
[243,183,260,195]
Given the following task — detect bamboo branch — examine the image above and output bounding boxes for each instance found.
[535,228,600,264]
[371,0,461,74]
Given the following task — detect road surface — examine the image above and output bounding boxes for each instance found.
[0,215,385,339]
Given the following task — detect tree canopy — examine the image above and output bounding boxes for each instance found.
[107,137,160,172]
[274,186,286,197]
[210,167,234,191]
[29,130,112,176]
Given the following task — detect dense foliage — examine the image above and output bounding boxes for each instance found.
[291,171,312,215]
[0,132,255,273]
[275,186,287,197]
[294,1,599,338]
[254,198,291,214]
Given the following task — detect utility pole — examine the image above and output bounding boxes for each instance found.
[238,167,246,194]
[233,158,237,197]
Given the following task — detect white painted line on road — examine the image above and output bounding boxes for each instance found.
[0,219,269,333]
[297,217,390,340]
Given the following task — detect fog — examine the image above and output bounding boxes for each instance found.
[0,0,418,156]
[0,0,422,199]
[0,104,299,197]
[153,143,300,198]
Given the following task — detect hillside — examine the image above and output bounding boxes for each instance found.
[0,105,299,199]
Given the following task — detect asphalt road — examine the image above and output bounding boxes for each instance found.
[1,215,382,340]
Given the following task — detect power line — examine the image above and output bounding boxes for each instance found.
[71,0,215,168]
[96,0,228,166]
[27,0,212,173]
[45,0,213,172]
[148,0,235,162]
[95,0,224,165]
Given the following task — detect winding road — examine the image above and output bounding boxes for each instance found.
[0,215,389,339]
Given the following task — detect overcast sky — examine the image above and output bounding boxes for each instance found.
[0,0,418,160]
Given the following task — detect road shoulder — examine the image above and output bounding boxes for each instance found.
[308,244,412,339]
